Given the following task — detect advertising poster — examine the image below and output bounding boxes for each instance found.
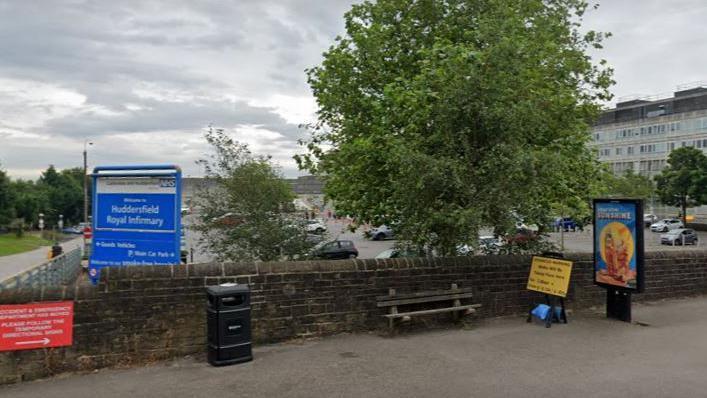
[593,199,644,292]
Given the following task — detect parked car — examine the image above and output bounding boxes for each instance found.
[478,235,505,254]
[515,222,539,233]
[211,212,242,226]
[650,218,683,233]
[506,228,540,245]
[306,219,327,234]
[369,225,394,241]
[643,214,658,227]
[554,217,577,232]
[61,225,83,234]
[305,233,325,245]
[310,240,358,260]
[660,229,698,245]
[375,248,418,259]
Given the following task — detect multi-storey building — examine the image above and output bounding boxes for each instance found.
[592,83,707,178]
[592,83,707,220]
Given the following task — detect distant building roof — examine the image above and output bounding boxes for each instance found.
[285,175,325,195]
[182,175,324,199]
[596,83,707,126]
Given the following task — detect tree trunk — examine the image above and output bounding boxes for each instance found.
[681,196,687,226]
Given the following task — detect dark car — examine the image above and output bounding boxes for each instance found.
[660,229,699,245]
[311,240,358,260]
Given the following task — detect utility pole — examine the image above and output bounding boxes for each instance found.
[83,140,93,224]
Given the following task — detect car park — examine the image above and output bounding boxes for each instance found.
[650,218,683,233]
[310,240,358,260]
[369,225,394,241]
[661,229,698,245]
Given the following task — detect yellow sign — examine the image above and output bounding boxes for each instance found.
[527,256,573,297]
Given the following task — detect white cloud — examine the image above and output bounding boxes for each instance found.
[1,0,706,180]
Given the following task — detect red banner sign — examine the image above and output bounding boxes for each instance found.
[0,301,74,351]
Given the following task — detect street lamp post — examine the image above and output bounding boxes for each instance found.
[83,140,93,225]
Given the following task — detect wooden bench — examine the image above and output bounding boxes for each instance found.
[377,284,482,332]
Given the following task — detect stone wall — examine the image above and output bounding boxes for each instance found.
[2,250,707,384]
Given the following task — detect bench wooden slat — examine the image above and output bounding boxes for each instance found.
[377,293,475,307]
[376,287,474,302]
[383,304,482,319]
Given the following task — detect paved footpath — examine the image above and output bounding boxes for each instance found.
[3,297,707,398]
[0,237,82,282]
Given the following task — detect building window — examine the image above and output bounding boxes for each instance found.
[669,142,675,151]
[627,146,634,155]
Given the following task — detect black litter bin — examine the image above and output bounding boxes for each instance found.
[206,283,252,366]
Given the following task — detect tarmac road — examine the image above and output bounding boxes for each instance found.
[0,236,83,282]
[4,297,707,398]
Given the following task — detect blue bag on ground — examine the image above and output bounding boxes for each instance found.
[531,304,551,320]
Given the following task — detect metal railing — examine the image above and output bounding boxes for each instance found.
[0,247,83,291]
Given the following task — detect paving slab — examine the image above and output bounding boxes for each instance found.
[2,297,707,398]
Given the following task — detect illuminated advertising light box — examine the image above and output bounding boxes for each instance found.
[593,199,644,292]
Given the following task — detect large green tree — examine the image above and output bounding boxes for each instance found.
[194,128,312,262]
[38,165,84,225]
[0,164,16,228]
[605,169,655,199]
[298,0,613,254]
[9,179,48,228]
[655,147,707,226]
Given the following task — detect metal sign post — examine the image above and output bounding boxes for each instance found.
[88,165,182,284]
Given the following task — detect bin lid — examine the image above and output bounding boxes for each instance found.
[206,283,249,296]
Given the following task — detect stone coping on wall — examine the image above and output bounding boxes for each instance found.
[1,249,705,304]
[98,249,707,280]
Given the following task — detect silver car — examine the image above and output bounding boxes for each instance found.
[369,225,394,241]
[661,229,698,245]
[650,218,683,233]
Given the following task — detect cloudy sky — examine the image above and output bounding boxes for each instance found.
[1,0,705,179]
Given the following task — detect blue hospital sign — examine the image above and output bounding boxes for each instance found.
[89,167,181,284]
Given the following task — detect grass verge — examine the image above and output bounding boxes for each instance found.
[0,233,53,257]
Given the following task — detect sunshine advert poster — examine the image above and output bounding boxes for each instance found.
[594,201,641,290]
